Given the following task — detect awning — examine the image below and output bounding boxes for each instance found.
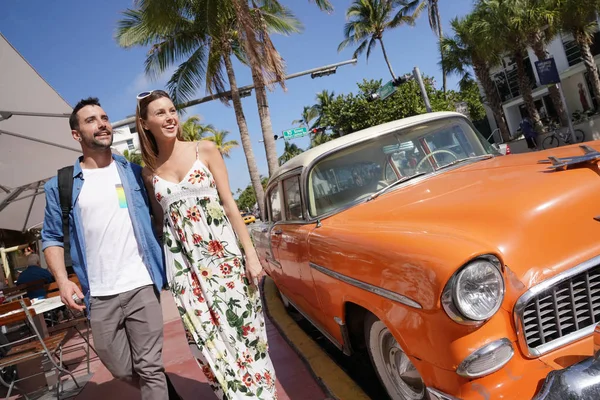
[0,33,81,232]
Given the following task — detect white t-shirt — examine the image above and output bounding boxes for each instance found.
[79,161,153,296]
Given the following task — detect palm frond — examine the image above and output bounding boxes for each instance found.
[165,46,207,105]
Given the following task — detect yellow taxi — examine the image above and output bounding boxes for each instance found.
[242,214,256,225]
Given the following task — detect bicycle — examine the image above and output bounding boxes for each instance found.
[541,124,585,149]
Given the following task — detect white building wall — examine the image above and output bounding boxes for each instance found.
[111,124,140,155]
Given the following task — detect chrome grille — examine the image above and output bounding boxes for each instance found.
[521,266,600,351]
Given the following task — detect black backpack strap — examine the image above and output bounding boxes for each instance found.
[57,166,74,269]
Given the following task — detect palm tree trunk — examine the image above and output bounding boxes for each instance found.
[514,48,543,131]
[378,38,396,80]
[530,32,568,127]
[575,29,600,110]
[435,6,446,93]
[223,51,266,220]
[473,61,511,142]
[234,0,279,176]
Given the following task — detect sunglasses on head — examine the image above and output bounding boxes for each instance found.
[137,90,156,101]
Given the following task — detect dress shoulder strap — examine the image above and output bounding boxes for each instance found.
[195,141,200,160]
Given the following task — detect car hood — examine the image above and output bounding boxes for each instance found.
[330,144,600,300]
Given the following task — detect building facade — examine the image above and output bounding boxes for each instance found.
[111,118,140,156]
[484,28,600,137]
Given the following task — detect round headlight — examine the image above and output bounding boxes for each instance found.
[453,259,504,321]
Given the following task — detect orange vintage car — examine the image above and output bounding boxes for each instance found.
[252,111,600,399]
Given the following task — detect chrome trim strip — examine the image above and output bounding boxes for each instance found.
[284,294,344,351]
[309,262,422,309]
[426,388,460,400]
[514,254,600,357]
[456,338,514,378]
[334,316,353,356]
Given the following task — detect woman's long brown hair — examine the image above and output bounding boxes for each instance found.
[135,90,184,171]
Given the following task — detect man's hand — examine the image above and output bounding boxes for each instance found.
[59,280,86,311]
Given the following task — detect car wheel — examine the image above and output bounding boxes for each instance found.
[364,313,426,400]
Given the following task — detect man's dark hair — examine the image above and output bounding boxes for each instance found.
[69,97,101,131]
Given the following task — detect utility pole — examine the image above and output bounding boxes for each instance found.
[111,58,358,129]
[413,66,432,113]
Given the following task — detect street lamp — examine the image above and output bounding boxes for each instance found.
[311,67,337,79]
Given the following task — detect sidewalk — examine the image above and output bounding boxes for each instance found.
[73,290,330,400]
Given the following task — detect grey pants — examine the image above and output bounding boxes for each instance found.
[90,285,167,400]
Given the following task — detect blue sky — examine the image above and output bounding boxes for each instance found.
[1,0,475,193]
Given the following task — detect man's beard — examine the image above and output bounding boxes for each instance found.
[82,129,113,149]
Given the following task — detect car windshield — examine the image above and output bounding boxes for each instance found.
[307,117,497,217]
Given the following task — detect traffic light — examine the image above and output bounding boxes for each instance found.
[311,67,337,79]
[366,92,380,102]
[392,73,413,87]
[274,134,279,140]
[311,127,326,134]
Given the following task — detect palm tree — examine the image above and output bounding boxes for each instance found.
[558,0,600,108]
[278,141,304,165]
[516,0,568,126]
[206,129,240,157]
[338,0,417,80]
[400,0,446,92]
[310,130,333,148]
[313,89,335,128]
[116,2,298,219]
[441,15,511,141]
[475,0,543,131]
[181,115,216,141]
[123,149,145,166]
[292,106,319,129]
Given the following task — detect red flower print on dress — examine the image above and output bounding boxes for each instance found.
[264,371,273,387]
[192,233,203,245]
[176,228,187,242]
[186,206,201,222]
[170,211,179,225]
[155,192,163,202]
[152,176,159,185]
[237,358,246,370]
[201,364,216,383]
[233,258,241,267]
[242,325,255,337]
[243,350,253,363]
[243,373,253,387]
[220,263,232,275]
[207,240,225,258]
[209,308,220,326]
[191,274,205,301]
[254,373,262,383]
[226,282,235,290]
[188,169,206,185]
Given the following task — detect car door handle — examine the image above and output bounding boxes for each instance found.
[273,229,283,235]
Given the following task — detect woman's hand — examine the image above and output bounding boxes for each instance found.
[245,255,265,287]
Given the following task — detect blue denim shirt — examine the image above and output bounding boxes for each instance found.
[41,155,166,312]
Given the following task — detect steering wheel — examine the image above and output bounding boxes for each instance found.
[415,150,459,172]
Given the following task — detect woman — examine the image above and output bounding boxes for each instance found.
[135,90,277,399]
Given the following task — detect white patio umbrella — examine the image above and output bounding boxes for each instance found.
[0,33,81,232]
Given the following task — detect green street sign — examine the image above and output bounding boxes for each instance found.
[282,126,308,140]
[378,81,396,100]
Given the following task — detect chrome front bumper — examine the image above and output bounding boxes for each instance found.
[533,323,600,399]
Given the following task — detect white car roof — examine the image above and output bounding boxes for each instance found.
[271,111,468,181]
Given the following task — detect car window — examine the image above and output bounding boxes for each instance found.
[283,176,303,221]
[269,186,282,222]
[307,117,494,217]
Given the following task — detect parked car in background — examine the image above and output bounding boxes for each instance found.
[242,213,256,225]
[252,111,600,399]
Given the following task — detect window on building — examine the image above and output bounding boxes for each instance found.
[491,55,537,102]
[126,139,134,150]
[562,23,600,67]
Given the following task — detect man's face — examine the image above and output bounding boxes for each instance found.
[72,105,113,149]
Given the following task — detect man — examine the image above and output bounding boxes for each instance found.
[519,116,538,151]
[16,253,54,299]
[41,98,180,400]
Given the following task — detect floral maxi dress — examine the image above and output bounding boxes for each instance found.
[153,150,277,400]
